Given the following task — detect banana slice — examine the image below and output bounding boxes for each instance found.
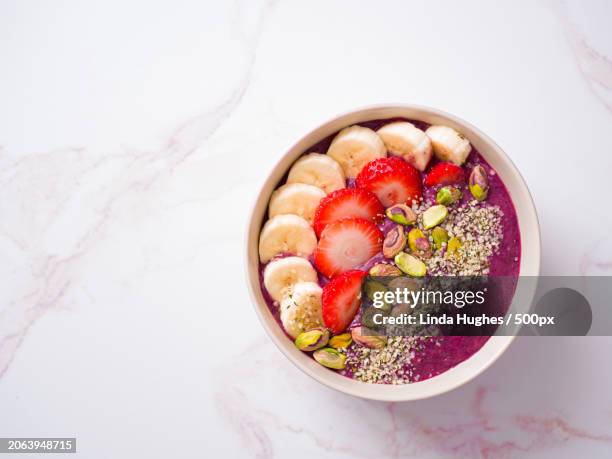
[377,122,432,171]
[268,183,326,224]
[258,214,317,263]
[263,256,318,303]
[425,125,472,166]
[286,153,346,194]
[327,125,387,178]
[279,281,323,338]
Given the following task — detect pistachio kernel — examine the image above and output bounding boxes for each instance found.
[351,326,387,349]
[387,276,420,292]
[295,328,330,351]
[329,333,352,349]
[394,252,427,277]
[447,237,462,257]
[383,225,406,258]
[385,204,417,225]
[391,303,413,318]
[436,186,462,205]
[432,226,449,250]
[422,204,448,229]
[369,263,402,277]
[408,228,425,253]
[364,280,393,312]
[408,228,432,258]
[313,347,347,370]
[414,235,432,259]
[364,280,387,300]
[361,306,388,329]
[469,165,489,201]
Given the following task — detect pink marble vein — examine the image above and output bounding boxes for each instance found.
[0,0,275,381]
[215,339,612,458]
[547,0,612,113]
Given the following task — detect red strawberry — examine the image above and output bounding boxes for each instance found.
[424,162,465,187]
[313,188,384,237]
[314,217,382,279]
[356,157,422,207]
[322,270,367,333]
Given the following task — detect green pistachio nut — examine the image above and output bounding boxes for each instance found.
[408,228,425,253]
[394,252,427,277]
[469,184,487,201]
[295,328,330,351]
[385,204,416,225]
[361,306,388,329]
[364,281,392,312]
[422,205,448,229]
[369,263,402,277]
[387,276,419,292]
[329,333,352,349]
[364,280,387,300]
[469,165,489,201]
[414,234,432,259]
[383,225,406,258]
[391,303,412,318]
[313,348,347,370]
[436,186,462,205]
[432,227,449,250]
[446,237,462,257]
[351,326,387,349]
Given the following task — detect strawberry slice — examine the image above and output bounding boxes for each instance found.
[313,188,384,237]
[356,157,422,207]
[424,162,465,187]
[314,217,382,279]
[322,270,368,334]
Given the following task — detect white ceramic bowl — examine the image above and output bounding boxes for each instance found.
[245,105,540,401]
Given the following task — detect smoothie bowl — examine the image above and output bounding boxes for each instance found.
[245,105,540,401]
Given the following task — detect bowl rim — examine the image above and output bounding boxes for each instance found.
[244,103,541,402]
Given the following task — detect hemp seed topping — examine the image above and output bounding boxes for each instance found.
[425,200,503,276]
[343,336,418,384]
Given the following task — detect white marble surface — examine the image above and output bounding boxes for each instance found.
[1,0,612,457]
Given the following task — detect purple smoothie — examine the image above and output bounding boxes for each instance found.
[259,118,521,384]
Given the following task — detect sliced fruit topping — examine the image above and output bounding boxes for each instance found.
[469,165,490,201]
[313,188,383,238]
[426,125,472,165]
[422,204,448,229]
[326,125,387,178]
[356,157,422,207]
[383,225,406,259]
[314,218,382,278]
[321,269,368,334]
[377,121,432,171]
[436,186,462,205]
[280,281,323,339]
[258,214,317,263]
[286,152,346,194]
[268,183,326,224]
[424,162,465,187]
[385,203,417,225]
[263,256,318,303]
[394,252,427,277]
